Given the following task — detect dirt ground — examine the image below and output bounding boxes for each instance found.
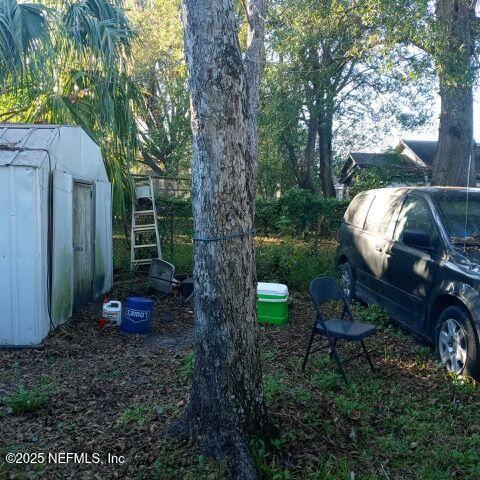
[2,280,480,480]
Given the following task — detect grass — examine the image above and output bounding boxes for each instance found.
[150,439,228,480]
[117,404,156,426]
[140,302,480,479]
[256,237,337,290]
[6,238,480,479]
[180,351,195,383]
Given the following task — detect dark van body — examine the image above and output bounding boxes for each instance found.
[337,187,480,378]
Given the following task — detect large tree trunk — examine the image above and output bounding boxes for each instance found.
[174,1,270,478]
[303,102,318,193]
[318,104,336,197]
[280,99,317,192]
[432,0,477,186]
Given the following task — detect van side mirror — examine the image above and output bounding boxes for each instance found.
[403,229,435,252]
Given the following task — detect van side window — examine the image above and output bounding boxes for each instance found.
[344,193,373,229]
[393,197,435,243]
[364,192,400,236]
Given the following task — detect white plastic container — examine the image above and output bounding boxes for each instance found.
[103,300,122,326]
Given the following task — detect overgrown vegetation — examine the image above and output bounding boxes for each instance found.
[151,189,348,238]
[348,164,427,199]
[114,189,343,289]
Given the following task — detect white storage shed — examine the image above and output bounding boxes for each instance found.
[0,124,113,346]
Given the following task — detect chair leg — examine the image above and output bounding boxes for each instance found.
[331,347,348,384]
[301,330,316,371]
[329,337,338,358]
[361,340,375,372]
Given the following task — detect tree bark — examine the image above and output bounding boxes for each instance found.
[432,0,477,186]
[318,102,336,197]
[174,1,270,478]
[304,102,318,193]
[280,119,316,192]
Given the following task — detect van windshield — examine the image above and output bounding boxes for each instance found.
[434,192,480,249]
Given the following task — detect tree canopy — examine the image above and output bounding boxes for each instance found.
[0,0,477,204]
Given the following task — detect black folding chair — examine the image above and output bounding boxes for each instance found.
[301,277,377,383]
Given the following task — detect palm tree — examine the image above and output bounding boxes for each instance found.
[0,0,139,213]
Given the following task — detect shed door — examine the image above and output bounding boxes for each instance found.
[73,182,94,311]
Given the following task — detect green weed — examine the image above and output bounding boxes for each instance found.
[249,437,292,480]
[3,385,53,415]
[181,351,195,383]
[117,404,154,426]
[263,372,288,404]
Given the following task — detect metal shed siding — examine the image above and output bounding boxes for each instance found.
[0,166,48,345]
[51,171,74,326]
[94,181,113,296]
[0,124,112,346]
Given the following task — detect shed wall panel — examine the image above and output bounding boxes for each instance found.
[94,181,113,296]
[51,171,74,326]
[0,166,46,345]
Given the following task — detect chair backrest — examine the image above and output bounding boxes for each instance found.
[149,259,175,294]
[309,277,346,309]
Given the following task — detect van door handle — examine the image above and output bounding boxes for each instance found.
[374,244,382,252]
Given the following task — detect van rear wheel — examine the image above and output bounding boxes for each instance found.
[339,261,355,302]
[435,306,480,380]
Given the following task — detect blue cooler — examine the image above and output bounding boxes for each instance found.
[121,297,154,334]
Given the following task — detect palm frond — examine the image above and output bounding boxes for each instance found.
[62,0,133,73]
[0,0,50,86]
[0,0,139,216]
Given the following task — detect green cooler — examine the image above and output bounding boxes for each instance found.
[257,282,289,325]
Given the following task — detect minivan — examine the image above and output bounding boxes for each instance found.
[337,187,480,379]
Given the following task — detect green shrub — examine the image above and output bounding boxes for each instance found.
[3,386,53,415]
[249,437,292,480]
[256,188,348,238]
[153,190,348,239]
[355,303,390,327]
[349,164,426,198]
[256,239,337,290]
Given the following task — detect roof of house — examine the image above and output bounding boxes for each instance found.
[400,139,480,169]
[340,139,480,185]
[350,152,414,167]
[339,151,425,183]
[400,140,438,166]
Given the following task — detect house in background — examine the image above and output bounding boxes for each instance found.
[338,139,480,198]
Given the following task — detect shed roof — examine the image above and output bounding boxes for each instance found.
[0,125,61,168]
